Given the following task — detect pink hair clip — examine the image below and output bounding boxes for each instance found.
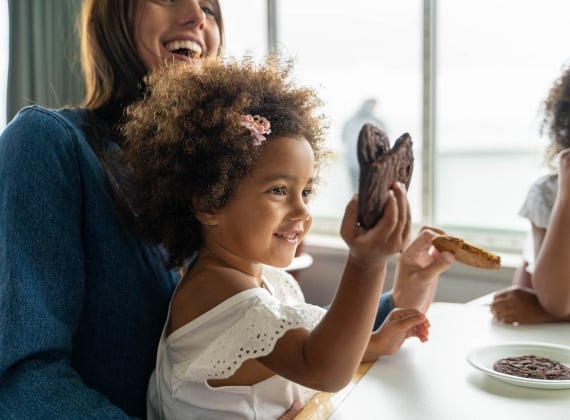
[239,114,271,146]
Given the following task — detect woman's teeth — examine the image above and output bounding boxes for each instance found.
[165,40,202,58]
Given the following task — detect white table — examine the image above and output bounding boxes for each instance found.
[330,302,570,419]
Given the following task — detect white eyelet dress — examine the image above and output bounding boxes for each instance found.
[147,265,327,419]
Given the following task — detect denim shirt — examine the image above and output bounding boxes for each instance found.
[0,106,178,419]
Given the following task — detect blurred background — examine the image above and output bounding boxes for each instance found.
[3,0,570,302]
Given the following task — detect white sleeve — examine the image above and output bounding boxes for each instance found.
[171,292,326,389]
[518,175,557,229]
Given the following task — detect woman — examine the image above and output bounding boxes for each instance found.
[0,1,222,418]
[0,0,451,418]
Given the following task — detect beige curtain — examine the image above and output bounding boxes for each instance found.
[7,0,84,122]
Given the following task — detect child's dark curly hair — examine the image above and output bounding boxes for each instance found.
[121,56,328,268]
[541,64,570,169]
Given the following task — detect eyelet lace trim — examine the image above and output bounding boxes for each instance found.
[171,296,325,392]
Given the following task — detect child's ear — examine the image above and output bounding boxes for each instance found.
[192,197,219,226]
[195,210,218,226]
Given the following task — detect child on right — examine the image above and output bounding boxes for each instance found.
[122,56,430,419]
[491,64,570,323]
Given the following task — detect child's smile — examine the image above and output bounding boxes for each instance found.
[204,135,315,270]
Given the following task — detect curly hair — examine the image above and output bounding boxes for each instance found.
[541,64,570,169]
[121,56,328,268]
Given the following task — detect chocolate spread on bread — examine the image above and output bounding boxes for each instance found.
[493,354,570,380]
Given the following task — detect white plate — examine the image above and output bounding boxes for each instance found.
[466,342,570,389]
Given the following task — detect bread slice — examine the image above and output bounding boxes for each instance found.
[431,235,501,270]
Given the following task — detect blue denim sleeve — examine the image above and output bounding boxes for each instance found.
[373,291,395,331]
[0,109,132,419]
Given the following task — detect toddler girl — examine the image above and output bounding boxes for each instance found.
[122,56,428,419]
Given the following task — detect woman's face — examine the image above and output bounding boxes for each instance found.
[136,0,221,72]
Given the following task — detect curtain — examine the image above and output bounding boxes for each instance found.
[7,0,84,122]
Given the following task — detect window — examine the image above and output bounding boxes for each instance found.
[270,0,570,256]
[220,0,267,60]
[275,0,423,235]
[435,0,570,252]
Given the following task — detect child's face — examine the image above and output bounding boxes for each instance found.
[136,0,221,72]
[207,136,314,268]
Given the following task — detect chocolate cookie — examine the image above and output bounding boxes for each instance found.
[493,354,570,380]
[357,123,413,229]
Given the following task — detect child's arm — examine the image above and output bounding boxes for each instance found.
[512,260,532,288]
[490,286,570,323]
[533,149,570,317]
[259,183,411,392]
[512,227,537,288]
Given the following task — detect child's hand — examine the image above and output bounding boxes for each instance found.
[392,226,455,313]
[363,308,430,362]
[340,182,411,266]
[277,400,304,420]
[490,285,563,324]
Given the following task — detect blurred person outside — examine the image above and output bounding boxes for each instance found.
[342,98,388,192]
